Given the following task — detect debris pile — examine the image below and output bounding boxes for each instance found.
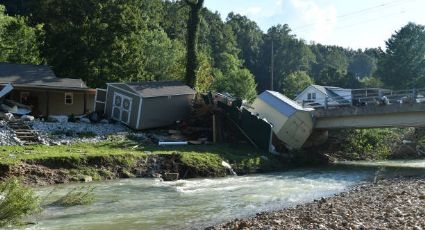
[0,99,32,116]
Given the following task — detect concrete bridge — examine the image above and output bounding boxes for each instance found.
[314,102,425,129]
[249,88,425,150]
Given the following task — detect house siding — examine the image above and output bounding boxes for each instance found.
[295,86,327,106]
[7,88,94,116]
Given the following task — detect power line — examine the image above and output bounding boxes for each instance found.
[333,9,408,31]
[337,0,405,19]
[292,0,416,31]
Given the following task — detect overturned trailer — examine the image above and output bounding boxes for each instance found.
[250,91,314,149]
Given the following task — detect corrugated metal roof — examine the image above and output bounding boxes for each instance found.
[126,81,196,98]
[311,85,349,94]
[0,62,88,89]
[258,91,312,117]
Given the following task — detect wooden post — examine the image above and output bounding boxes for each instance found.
[213,113,217,143]
[324,97,328,109]
[46,91,50,117]
[83,92,87,114]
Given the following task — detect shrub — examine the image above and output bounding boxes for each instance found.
[51,186,95,207]
[340,128,404,160]
[0,178,40,227]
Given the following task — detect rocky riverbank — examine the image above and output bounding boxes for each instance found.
[210,177,425,229]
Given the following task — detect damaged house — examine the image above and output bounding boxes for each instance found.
[95,81,196,130]
[0,62,95,116]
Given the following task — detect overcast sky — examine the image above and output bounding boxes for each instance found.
[204,0,425,50]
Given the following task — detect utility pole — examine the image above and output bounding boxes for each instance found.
[270,38,274,91]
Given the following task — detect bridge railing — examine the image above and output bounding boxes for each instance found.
[303,88,425,110]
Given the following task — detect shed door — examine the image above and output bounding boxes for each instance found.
[112,92,132,124]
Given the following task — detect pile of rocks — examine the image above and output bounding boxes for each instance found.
[0,120,19,145]
[29,120,132,145]
[0,112,152,145]
[210,178,425,229]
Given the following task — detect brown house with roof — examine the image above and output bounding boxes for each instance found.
[95,81,196,130]
[0,62,95,116]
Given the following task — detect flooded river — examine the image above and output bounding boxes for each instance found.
[26,160,425,230]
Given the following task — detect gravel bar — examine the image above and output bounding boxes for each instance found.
[209,177,425,230]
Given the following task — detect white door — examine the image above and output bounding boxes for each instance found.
[112,93,132,124]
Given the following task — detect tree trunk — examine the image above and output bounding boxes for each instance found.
[185,0,204,88]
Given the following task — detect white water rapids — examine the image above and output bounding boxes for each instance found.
[19,160,425,230]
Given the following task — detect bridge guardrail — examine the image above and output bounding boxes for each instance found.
[302,88,425,110]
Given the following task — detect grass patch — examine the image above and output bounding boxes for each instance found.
[0,140,289,181]
[0,178,40,227]
[0,141,148,166]
[51,186,95,207]
[144,144,287,174]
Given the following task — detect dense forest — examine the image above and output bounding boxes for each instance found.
[1,0,425,101]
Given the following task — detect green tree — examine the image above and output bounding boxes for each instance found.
[198,10,239,69]
[161,1,188,41]
[138,29,186,81]
[360,76,384,88]
[310,44,351,84]
[213,53,257,101]
[316,67,361,88]
[226,13,263,78]
[348,53,377,78]
[281,71,313,99]
[33,0,183,87]
[259,24,315,92]
[139,0,165,27]
[377,22,425,89]
[0,5,42,64]
[195,51,214,93]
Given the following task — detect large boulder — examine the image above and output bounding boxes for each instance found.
[4,113,15,122]
[80,118,91,124]
[162,173,179,181]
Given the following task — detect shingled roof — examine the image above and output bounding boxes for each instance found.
[0,62,88,89]
[125,81,196,98]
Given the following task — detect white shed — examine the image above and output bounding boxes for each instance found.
[251,91,314,149]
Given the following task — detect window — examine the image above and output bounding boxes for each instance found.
[307,93,317,100]
[65,92,73,105]
[20,92,30,104]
